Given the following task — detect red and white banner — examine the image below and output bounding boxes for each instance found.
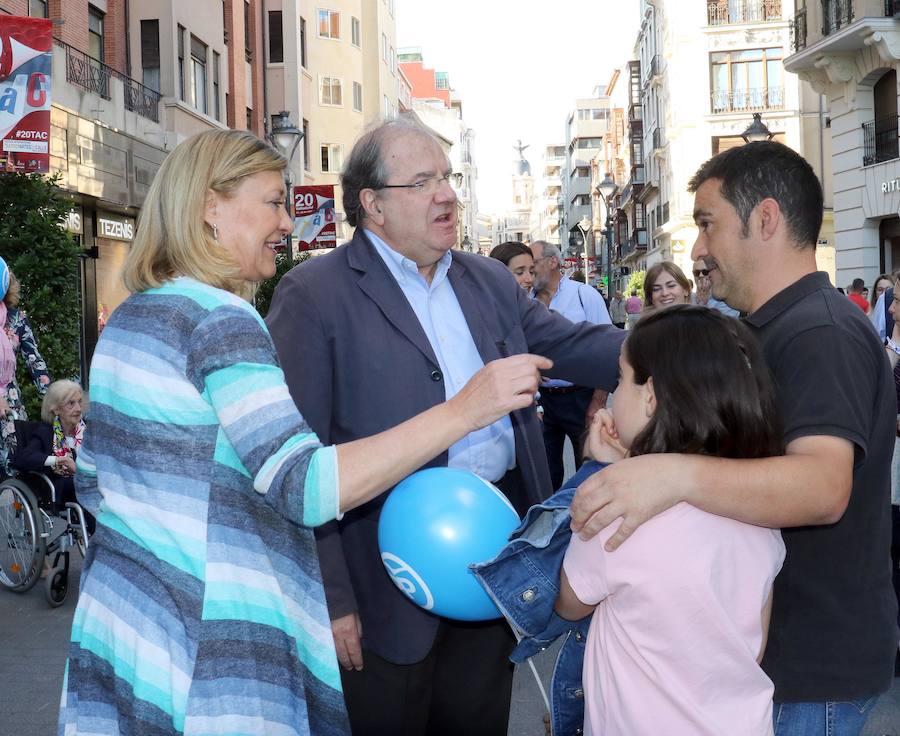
[0,16,52,174]
[293,185,336,250]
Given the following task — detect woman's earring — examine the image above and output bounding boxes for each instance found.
[212,223,219,242]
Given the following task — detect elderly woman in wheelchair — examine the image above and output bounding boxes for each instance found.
[0,379,91,605]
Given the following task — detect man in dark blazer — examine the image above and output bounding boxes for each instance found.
[267,119,625,736]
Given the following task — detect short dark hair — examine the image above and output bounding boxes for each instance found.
[851,277,865,293]
[340,118,437,228]
[625,305,783,460]
[489,241,532,266]
[687,141,823,249]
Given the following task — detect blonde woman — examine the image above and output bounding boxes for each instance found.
[61,129,547,735]
[0,259,51,476]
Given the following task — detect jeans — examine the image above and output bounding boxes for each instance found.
[772,697,878,736]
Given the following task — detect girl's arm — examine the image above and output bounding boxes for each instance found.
[555,568,596,622]
[14,311,50,393]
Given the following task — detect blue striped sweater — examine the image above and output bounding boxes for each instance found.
[60,278,350,735]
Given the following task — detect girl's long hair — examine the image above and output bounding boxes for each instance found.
[626,305,783,460]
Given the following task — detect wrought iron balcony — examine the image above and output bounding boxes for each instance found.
[822,0,853,36]
[711,86,784,113]
[55,38,161,123]
[863,114,900,166]
[791,7,808,51]
[707,0,781,25]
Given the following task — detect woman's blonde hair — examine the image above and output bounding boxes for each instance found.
[41,379,86,423]
[122,129,286,299]
[4,271,20,308]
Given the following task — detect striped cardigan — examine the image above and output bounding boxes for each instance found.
[60,278,350,735]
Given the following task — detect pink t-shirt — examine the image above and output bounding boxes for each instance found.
[564,502,784,736]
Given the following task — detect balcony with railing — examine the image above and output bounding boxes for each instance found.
[711,86,784,113]
[55,38,161,123]
[863,114,900,166]
[822,0,853,36]
[790,6,808,51]
[707,0,782,25]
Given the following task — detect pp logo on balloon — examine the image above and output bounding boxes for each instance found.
[381,552,435,611]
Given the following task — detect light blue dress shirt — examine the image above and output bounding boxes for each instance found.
[366,230,516,481]
[542,277,611,389]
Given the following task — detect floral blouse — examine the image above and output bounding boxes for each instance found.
[4,307,50,394]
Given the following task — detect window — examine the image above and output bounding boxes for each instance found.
[177,25,186,100]
[389,0,395,15]
[268,11,283,63]
[247,107,253,130]
[390,46,395,74]
[573,166,590,178]
[140,19,160,92]
[88,5,104,62]
[190,36,208,114]
[383,94,391,119]
[351,17,361,47]
[320,76,342,106]
[381,33,388,62]
[352,81,362,112]
[300,17,307,67]
[28,0,48,18]
[574,194,591,206]
[710,47,784,113]
[213,51,221,120]
[321,144,343,173]
[244,1,252,61]
[577,137,603,149]
[577,108,607,120]
[318,9,340,39]
[435,72,449,90]
[303,119,310,171]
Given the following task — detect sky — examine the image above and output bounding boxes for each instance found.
[395,0,641,215]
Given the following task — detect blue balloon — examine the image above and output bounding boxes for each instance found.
[0,257,8,301]
[378,467,521,621]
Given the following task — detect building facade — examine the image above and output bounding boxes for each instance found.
[530,143,565,246]
[626,0,833,282]
[785,0,900,287]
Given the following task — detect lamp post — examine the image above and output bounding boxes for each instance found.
[577,217,591,282]
[740,112,774,144]
[266,110,304,251]
[596,172,616,295]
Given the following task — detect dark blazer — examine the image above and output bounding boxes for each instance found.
[11,422,73,504]
[266,230,625,664]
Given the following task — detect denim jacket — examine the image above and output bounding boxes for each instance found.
[471,461,606,736]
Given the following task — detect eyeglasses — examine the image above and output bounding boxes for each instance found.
[692,269,710,277]
[376,172,463,194]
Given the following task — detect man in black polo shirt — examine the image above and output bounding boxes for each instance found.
[568,141,898,735]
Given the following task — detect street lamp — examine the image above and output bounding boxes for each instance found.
[577,216,591,282]
[266,110,304,252]
[740,112,774,144]
[596,172,617,295]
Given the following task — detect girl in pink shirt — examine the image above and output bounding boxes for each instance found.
[556,306,785,736]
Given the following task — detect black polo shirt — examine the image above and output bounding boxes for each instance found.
[746,271,898,702]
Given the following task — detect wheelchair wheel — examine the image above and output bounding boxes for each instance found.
[45,557,68,607]
[0,479,46,592]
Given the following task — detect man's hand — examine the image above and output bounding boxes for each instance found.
[451,354,553,433]
[570,453,684,550]
[331,612,363,671]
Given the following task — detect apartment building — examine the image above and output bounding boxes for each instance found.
[627,0,833,282]
[530,144,565,246]
[266,0,399,241]
[562,93,611,259]
[785,0,900,286]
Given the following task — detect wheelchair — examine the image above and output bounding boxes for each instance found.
[0,421,89,607]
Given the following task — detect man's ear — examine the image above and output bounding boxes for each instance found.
[644,376,657,418]
[755,198,781,241]
[360,188,385,226]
